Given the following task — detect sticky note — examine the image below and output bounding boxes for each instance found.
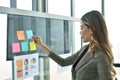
[21,41,29,51]
[30,41,36,51]
[12,42,21,53]
[26,30,33,39]
[17,30,25,40]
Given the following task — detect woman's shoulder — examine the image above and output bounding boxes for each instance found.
[93,46,106,56]
[93,47,108,62]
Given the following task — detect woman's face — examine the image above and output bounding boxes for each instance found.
[80,22,93,42]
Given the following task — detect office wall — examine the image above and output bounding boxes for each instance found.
[49,54,72,80]
[0,14,12,80]
[0,1,12,79]
[105,0,120,63]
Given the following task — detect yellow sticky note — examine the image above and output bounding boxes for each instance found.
[30,41,36,51]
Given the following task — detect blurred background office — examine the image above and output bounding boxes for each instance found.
[0,0,120,80]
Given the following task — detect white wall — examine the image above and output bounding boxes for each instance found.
[50,53,72,80]
[0,14,12,80]
[105,0,120,63]
[0,1,12,80]
[0,0,33,79]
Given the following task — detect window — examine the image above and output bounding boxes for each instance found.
[0,0,10,7]
[105,0,120,64]
[74,0,102,52]
[48,0,70,16]
[17,0,32,10]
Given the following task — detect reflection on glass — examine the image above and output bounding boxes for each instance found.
[50,19,64,53]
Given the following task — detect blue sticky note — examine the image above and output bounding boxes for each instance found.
[26,30,33,39]
[21,41,29,51]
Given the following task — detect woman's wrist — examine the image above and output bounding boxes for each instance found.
[38,43,44,48]
[38,43,51,55]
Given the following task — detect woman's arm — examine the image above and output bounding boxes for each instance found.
[33,36,79,66]
[49,51,79,66]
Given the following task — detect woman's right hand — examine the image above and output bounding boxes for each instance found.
[32,36,43,47]
[33,36,51,54]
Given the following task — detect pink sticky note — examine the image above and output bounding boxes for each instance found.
[12,42,21,53]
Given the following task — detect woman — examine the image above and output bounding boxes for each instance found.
[33,10,116,80]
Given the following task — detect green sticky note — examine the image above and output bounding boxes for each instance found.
[21,41,29,51]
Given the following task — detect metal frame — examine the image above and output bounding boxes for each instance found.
[0,6,80,22]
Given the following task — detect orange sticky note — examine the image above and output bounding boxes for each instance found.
[17,30,25,40]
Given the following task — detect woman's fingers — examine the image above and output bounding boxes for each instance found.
[33,36,39,43]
